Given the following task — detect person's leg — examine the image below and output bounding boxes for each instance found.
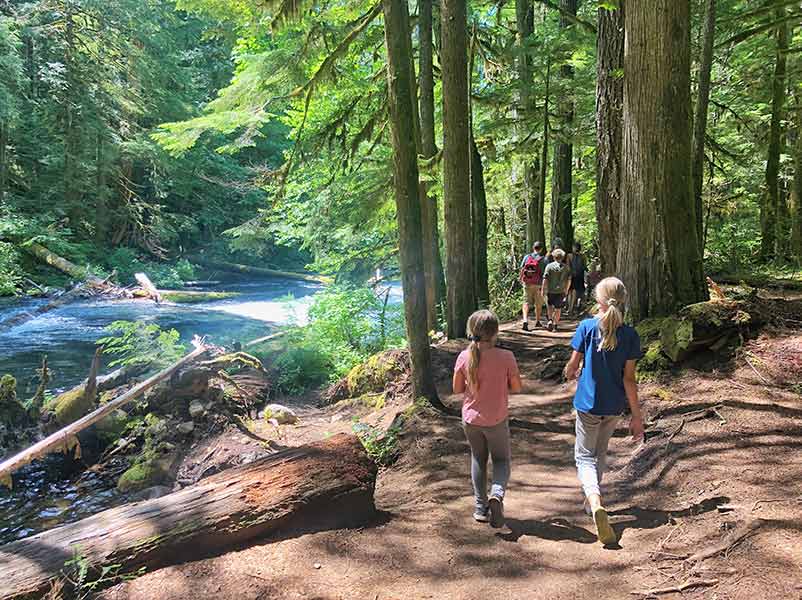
[554,306,562,326]
[485,419,512,499]
[522,300,529,324]
[567,289,575,315]
[595,416,622,488]
[575,411,616,544]
[463,423,490,516]
[534,289,543,324]
[484,419,511,527]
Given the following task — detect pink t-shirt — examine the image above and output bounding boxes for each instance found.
[454,347,520,427]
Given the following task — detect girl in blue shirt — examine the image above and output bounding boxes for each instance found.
[563,277,644,545]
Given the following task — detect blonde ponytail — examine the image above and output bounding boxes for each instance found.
[465,309,500,392]
[595,277,628,351]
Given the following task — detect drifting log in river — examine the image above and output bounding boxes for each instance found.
[194,256,333,284]
[0,434,376,600]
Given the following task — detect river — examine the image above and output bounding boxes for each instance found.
[0,278,322,543]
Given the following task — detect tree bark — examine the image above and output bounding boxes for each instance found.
[595,0,624,275]
[618,0,706,320]
[692,0,716,251]
[418,0,445,332]
[792,99,802,258]
[761,8,788,259]
[539,61,550,246]
[382,0,441,404]
[550,0,576,250]
[442,0,474,338]
[0,435,376,600]
[22,242,107,287]
[471,137,489,308]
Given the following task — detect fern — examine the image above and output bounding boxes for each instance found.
[96,321,186,369]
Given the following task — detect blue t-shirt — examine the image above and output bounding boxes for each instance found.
[570,318,642,415]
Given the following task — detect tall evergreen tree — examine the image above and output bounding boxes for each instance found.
[442,0,474,338]
[618,0,705,320]
[595,0,624,275]
[550,0,576,249]
[381,0,440,405]
[691,0,716,250]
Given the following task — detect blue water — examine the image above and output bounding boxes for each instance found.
[0,279,321,395]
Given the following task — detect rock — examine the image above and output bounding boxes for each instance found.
[117,457,171,493]
[263,404,298,425]
[95,409,129,443]
[313,563,322,570]
[189,399,206,419]
[177,421,195,435]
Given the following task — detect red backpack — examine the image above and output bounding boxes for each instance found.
[521,254,543,285]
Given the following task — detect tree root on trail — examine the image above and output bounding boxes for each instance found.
[687,518,766,562]
[631,578,719,597]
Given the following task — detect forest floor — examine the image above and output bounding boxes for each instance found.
[101,316,802,600]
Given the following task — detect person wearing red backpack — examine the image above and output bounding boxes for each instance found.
[519,241,546,331]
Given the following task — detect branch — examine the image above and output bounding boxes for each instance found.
[535,0,597,34]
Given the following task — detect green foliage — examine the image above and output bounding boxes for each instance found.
[60,547,145,598]
[103,248,197,288]
[352,421,401,466]
[270,285,405,395]
[96,321,185,369]
[0,241,22,296]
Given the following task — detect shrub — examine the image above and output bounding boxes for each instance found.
[0,241,21,296]
[270,284,406,395]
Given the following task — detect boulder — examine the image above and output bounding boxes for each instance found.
[263,404,298,425]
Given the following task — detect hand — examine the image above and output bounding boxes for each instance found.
[563,364,578,381]
[629,414,645,442]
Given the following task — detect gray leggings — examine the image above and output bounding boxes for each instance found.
[574,411,621,498]
[463,419,511,509]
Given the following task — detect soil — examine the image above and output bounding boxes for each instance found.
[100,317,802,600]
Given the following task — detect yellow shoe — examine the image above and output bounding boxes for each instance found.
[593,507,616,545]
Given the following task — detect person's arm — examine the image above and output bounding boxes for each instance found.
[453,368,466,394]
[541,268,548,297]
[563,350,582,380]
[508,356,522,394]
[563,272,571,295]
[624,360,644,441]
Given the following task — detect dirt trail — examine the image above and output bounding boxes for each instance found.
[103,320,802,600]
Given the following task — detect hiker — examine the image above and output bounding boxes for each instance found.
[563,277,644,545]
[541,247,571,332]
[566,242,587,316]
[545,236,564,265]
[453,309,522,528]
[519,241,546,330]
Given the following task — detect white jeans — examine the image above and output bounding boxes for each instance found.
[574,411,621,498]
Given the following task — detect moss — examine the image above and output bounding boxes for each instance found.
[43,384,94,427]
[345,350,408,397]
[636,318,668,344]
[0,374,27,425]
[205,351,264,372]
[357,392,386,410]
[161,290,240,304]
[660,319,694,362]
[638,341,670,375]
[117,456,170,493]
[95,409,129,444]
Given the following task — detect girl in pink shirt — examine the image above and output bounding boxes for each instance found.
[453,310,522,527]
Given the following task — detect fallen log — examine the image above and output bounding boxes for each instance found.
[711,274,802,291]
[41,349,102,428]
[194,256,332,284]
[22,242,107,288]
[0,343,209,488]
[159,289,240,304]
[0,285,88,333]
[133,273,162,303]
[0,434,376,600]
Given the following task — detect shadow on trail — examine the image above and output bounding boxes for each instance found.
[608,495,729,539]
[498,517,596,544]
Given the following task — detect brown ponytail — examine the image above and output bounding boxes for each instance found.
[465,309,500,391]
[594,277,627,351]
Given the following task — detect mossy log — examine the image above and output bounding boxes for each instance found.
[0,434,376,600]
[324,349,410,404]
[641,299,767,364]
[41,349,101,428]
[194,257,333,284]
[710,274,802,291]
[160,289,240,304]
[22,242,107,288]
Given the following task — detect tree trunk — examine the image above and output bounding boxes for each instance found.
[792,100,802,258]
[550,0,576,250]
[442,0,474,338]
[691,0,716,251]
[471,137,489,308]
[96,133,108,246]
[63,7,81,228]
[525,151,543,248]
[761,8,788,260]
[418,0,445,332]
[539,62,550,246]
[0,435,376,600]
[22,242,107,287]
[192,257,331,284]
[595,0,624,275]
[618,0,706,320]
[382,0,441,404]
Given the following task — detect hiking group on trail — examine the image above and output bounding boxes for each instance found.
[452,269,643,546]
